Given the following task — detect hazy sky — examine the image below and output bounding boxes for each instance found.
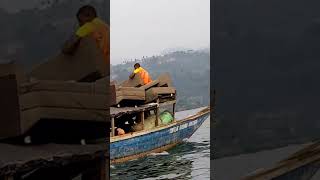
[110,0,210,64]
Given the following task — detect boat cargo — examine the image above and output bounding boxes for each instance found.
[109,73,210,163]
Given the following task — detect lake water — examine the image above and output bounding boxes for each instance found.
[110,108,211,180]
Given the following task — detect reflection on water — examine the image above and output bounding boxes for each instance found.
[110,109,210,180]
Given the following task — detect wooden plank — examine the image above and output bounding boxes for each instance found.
[20,80,107,95]
[21,107,107,134]
[149,87,176,94]
[116,87,146,104]
[116,90,145,98]
[139,80,159,90]
[29,37,107,82]
[145,87,176,103]
[20,91,108,111]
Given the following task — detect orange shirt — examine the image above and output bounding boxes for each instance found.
[76,18,109,64]
[134,67,152,85]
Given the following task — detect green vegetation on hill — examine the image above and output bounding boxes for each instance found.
[111,50,210,111]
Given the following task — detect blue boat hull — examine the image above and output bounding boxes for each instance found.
[110,108,210,163]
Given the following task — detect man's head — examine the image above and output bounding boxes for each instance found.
[134,63,141,70]
[77,5,97,26]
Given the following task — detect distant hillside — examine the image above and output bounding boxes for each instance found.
[111,50,210,111]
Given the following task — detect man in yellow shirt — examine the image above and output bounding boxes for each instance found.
[62,5,109,64]
[129,63,152,85]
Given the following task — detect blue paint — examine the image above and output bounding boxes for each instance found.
[110,112,210,161]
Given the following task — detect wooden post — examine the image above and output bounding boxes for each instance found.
[140,111,145,130]
[173,103,176,121]
[111,117,115,137]
[155,99,160,126]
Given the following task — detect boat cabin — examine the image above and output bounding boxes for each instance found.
[110,100,176,137]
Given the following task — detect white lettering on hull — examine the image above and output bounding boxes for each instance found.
[169,120,198,134]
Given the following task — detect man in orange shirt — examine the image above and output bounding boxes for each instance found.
[129,63,152,85]
[62,5,109,64]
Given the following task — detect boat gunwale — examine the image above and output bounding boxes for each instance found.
[110,106,210,142]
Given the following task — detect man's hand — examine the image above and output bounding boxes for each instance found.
[62,35,81,55]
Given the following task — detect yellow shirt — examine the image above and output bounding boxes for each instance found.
[134,67,143,74]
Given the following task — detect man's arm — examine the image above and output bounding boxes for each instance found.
[62,22,94,55]
[62,34,81,55]
[129,72,135,79]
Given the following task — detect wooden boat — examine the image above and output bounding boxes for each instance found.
[110,100,210,163]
